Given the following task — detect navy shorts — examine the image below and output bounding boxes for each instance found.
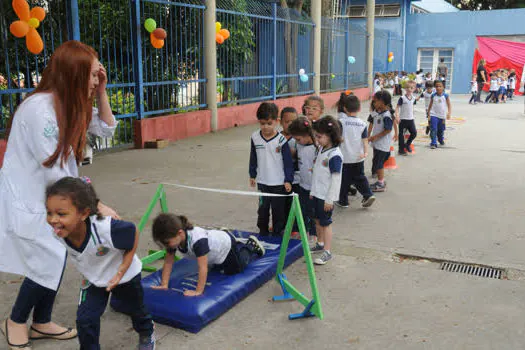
[312,196,333,227]
[372,149,390,171]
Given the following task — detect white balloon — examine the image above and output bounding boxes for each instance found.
[299,69,305,75]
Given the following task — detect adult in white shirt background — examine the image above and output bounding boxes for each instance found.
[0,41,119,349]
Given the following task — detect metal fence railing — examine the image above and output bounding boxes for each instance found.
[320,18,368,93]
[1,0,402,149]
[216,0,314,105]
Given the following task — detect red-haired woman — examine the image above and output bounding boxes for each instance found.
[0,41,119,349]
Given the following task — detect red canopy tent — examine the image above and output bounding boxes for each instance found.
[472,37,525,95]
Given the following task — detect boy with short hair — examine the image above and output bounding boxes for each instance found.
[249,102,294,236]
[336,95,376,208]
[395,80,418,155]
[427,80,451,149]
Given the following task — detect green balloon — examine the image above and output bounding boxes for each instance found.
[144,18,157,33]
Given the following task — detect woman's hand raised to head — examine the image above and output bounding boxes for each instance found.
[97,64,108,96]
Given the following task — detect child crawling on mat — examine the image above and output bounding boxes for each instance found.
[151,213,266,296]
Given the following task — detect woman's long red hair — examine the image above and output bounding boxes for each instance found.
[8,41,98,167]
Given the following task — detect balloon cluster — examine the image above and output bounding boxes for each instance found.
[144,18,167,49]
[347,56,356,64]
[9,0,46,55]
[388,52,394,63]
[298,68,308,83]
[215,22,230,44]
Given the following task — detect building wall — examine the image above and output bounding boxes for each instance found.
[405,9,525,93]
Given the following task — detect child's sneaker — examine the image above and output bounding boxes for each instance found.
[398,150,407,156]
[439,141,445,146]
[334,201,349,208]
[138,333,156,350]
[314,251,332,265]
[247,235,265,256]
[361,196,376,208]
[310,242,325,253]
[430,144,437,149]
[370,181,386,192]
[349,185,358,196]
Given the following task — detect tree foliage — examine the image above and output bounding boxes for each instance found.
[453,0,525,9]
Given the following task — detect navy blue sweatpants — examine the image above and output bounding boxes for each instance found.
[77,274,153,350]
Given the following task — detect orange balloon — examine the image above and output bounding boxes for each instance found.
[26,27,43,54]
[152,28,167,40]
[219,29,230,40]
[30,7,46,21]
[10,20,29,38]
[216,33,224,44]
[12,0,30,21]
[150,32,164,49]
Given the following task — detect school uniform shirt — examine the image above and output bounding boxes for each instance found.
[429,92,449,119]
[176,227,232,266]
[489,78,499,91]
[61,216,142,288]
[470,80,478,93]
[397,95,416,120]
[509,76,516,89]
[339,114,368,164]
[286,137,300,185]
[368,110,394,152]
[420,91,434,111]
[310,146,343,204]
[374,79,382,93]
[249,131,294,186]
[394,76,400,85]
[296,143,316,191]
[0,92,116,291]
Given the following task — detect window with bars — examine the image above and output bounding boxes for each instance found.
[346,4,401,18]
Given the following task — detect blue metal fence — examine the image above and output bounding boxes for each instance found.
[320,18,368,93]
[216,0,314,105]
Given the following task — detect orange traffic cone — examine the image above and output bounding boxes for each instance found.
[384,146,397,169]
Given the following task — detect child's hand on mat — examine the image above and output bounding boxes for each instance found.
[106,271,123,291]
[324,202,333,212]
[184,290,203,297]
[151,285,169,290]
[249,178,256,187]
[284,182,292,192]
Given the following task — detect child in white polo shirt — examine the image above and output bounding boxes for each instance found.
[335,94,375,208]
[45,177,155,350]
[427,80,451,149]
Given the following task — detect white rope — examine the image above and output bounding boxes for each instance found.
[161,182,296,197]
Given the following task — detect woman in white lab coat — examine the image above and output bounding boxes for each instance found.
[0,41,119,349]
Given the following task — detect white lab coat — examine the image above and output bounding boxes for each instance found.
[0,92,116,291]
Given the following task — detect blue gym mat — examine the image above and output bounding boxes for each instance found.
[110,231,304,333]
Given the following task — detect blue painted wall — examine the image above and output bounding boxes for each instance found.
[346,0,410,73]
[405,9,525,93]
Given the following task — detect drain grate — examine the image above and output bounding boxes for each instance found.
[440,261,503,279]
